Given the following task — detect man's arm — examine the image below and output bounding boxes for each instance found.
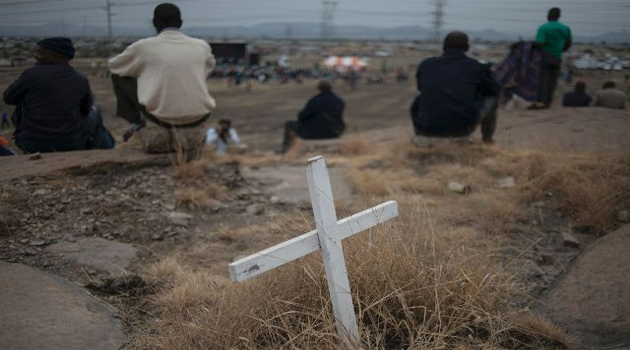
[533,25,546,49]
[80,81,94,116]
[564,27,572,52]
[3,71,31,105]
[480,65,500,97]
[108,42,143,77]
[298,99,315,122]
[206,44,217,75]
[415,63,423,92]
[229,128,241,144]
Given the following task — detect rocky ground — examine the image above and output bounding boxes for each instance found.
[0,64,629,348]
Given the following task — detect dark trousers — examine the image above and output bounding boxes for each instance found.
[16,135,87,154]
[538,53,562,106]
[15,108,113,154]
[281,120,344,152]
[413,97,499,142]
[111,74,142,124]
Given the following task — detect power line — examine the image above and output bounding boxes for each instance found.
[321,0,339,40]
[431,0,446,44]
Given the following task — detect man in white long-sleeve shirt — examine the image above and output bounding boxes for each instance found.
[108,3,216,156]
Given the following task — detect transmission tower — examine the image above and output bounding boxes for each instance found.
[321,0,339,40]
[430,0,446,44]
[105,0,113,38]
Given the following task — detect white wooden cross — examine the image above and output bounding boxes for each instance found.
[229,156,399,347]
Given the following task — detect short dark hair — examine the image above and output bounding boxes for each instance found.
[317,80,332,92]
[154,3,182,28]
[218,119,232,127]
[574,81,586,93]
[603,81,616,89]
[443,31,469,52]
[548,7,561,20]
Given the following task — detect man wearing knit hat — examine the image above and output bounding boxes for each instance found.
[3,37,96,153]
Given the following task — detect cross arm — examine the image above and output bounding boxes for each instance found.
[228,200,399,282]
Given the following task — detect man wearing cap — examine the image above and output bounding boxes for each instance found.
[108,3,216,156]
[277,80,346,153]
[3,37,95,153]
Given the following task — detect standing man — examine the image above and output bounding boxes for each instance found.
[531,7,572,109]
[109,3,216,156]
[411,31,499,144]
[3,38,94,153]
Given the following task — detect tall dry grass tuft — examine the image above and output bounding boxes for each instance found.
[509,152,630,232]
[339,137,372,156]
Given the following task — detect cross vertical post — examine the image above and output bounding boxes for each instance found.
[306,156,359,347]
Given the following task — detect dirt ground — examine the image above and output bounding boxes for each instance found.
[1,51,630,349]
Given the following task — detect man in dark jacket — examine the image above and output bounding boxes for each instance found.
[3,37,94,153]
[411,31,499,143]
[562,81,591,107]
[278,80,345,153]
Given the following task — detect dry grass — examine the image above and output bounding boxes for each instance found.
[339,137,372,156]
[125,141,628,349]
[508,152,630,232]
[134,199,571,349]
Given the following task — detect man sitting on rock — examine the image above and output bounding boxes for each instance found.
[594,81,627,110]
[3,37,111,153]
[411,31,500,144]
[109,3,216,156]
[562,80,592,107]
[277,80,345,153]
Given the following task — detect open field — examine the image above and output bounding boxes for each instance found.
[1,44,630,349]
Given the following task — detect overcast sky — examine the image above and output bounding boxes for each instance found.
[0,0,628,36]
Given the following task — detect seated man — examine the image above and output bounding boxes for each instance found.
[411,31,499,143]
[278,80,345,153]
[109,3,216,155]
[3,37,96,153]
[562,81,592,107]
[594,81,627,110]
[206,119,242,155]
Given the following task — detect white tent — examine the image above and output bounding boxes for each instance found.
[322,56,368,71]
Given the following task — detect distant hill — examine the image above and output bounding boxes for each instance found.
[0,22,628,44]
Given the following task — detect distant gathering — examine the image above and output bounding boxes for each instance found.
[1,4,627,157]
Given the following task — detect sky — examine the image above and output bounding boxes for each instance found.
[0,0,628,37]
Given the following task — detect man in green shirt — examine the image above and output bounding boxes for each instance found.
[531,7,572,109]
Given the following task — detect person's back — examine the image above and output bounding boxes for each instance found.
[3,37,92,153]
[277,81,345,153]
[595,82,627,110]
[536,21,571,60]
[109,30,215,125]
[108,3,216,156]
[298,90,345,137]
[6,64,91,138]
[562,81,591,107]
[413,32,498,139]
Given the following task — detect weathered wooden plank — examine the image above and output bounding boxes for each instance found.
[228,200,398,282]
[306,156,359,346]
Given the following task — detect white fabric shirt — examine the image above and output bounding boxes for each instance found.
[206,127,240,154]
[108,29,217,125]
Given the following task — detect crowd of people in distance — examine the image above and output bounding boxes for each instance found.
[0,3,628,158]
